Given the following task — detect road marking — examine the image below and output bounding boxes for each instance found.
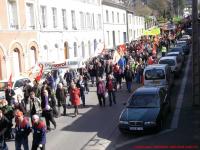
[114,129,175,149]
[170,52,192,129]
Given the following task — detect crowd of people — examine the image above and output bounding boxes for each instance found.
[0,18,191,150]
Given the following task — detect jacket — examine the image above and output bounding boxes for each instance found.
[15,117,31,141]
[41,95,56,110]
[56,88,67,106]
[28,97,41,115]
[97,81,106,95]
[32,120,46,145]
[70,88,80,106]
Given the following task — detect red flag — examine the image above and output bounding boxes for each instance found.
[8,73,12,87]
[35,64,43,81]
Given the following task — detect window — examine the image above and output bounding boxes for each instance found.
[86,12,90,28]
[112,11,114,23]
[74,42,77,57]
[106,10,109,22]
[128,94,160,108]
[88,41,91,56]
[52,7,57,28]
[71,10,76,29]
[94,39,97,52]
[118,31,120,43]
[80,11,84,29]
[81,41,85,58]
[145,69,165,80]
[117,12,119,23]
[123,13,126,24]
[92,13,95,29]
[62,9,67,29]
[107,31,110,45]
[8,0,18,29]
[40,6,47,28]
[26,3,35,29]
[97,14,102,29]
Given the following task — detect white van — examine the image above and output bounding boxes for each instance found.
[158,56,182,76]
[143,64,174,92]
[0,77,32,100]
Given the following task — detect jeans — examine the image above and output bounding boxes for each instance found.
[43,110,56,130]
[108,91,116,106]
[15,137,29,150]
[126,81,132,92]
[97,94,106,106]
[31,144,45,150]
[0,136,8,150]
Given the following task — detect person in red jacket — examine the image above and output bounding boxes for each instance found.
[70,83,80,117]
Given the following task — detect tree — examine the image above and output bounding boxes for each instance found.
[147,0,171,17]
[172,0,186,16]
[133,0,153,16]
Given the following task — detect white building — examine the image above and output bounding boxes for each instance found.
[37,0,103,62]
[102,0,127,49]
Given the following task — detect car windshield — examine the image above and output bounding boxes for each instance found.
[167,54,178,57]
[159,59,175,66]
[128,94,160,108]
[145,69,165,80]
[0,82,8,91]
[170,48,182,52]
[176,43,186,47]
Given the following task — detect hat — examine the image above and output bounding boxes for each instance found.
[15,111,23,117]
[32,114,39,120]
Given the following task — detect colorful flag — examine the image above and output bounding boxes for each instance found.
[112,50,121,64]
[35,64,43,81]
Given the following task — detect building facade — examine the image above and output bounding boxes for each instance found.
[128,12,145,41]
[0,0,39,79]
[37,0,103,62]
[0,0,148,80]
[102,0,127,49]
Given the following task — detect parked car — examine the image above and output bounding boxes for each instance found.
[0,77,32,100]
[119,86,170,134]
[175,40,190,55]
[158,56,182,77]
[143,64,174,92]
[166,52,184,66]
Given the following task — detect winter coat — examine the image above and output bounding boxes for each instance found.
[124,69,133,82]
[32,120,46,145]
[28,97,41,115]
[97,81,106,95]
[70,88,80,106]
[56,88,67,106]
[15,117,31,141]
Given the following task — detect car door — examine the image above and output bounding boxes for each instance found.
[159,88,169,118]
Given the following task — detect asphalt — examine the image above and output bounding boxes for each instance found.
[115,53,200,150]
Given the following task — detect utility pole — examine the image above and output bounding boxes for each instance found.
[192,0,200,106]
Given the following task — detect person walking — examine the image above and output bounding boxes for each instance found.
[41,90,56,131]
[76,76,86,107]
[70,83,80,117]
[14,111,31,150]
[5,84,15,106]
[96,77,106,107]
[124,65,134,93]
[28,91,41,118]
[56,83,68,116]
[106,75,117,107]
[31,114,46,150]
[0,109,12,150]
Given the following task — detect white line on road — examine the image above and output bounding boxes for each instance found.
[170,52,192,129]
[114,129,175,149]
